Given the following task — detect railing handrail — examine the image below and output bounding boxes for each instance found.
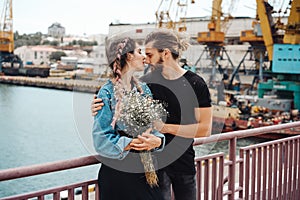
[0,155,101,181]
[1,121,299,182]
[194,121,300,145]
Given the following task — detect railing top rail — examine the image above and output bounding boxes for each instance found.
[240,134,300,151]
[0,155,100,181]
[194,152,224,162]
[194,121,300,145]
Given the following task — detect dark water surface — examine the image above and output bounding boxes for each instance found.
[0,84,99,198]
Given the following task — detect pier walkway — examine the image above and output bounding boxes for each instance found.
[0,122,300,200]
[0,75,106,93]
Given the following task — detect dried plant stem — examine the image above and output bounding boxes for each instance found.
[140,151,158,187]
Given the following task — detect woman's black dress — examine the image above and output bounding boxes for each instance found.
[97,153,164,200]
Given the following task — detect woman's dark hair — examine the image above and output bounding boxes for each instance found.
[106,37,136,78]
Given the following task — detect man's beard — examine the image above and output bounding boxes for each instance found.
[149,56,164,71]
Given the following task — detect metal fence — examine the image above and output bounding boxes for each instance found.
[1,121,300,200]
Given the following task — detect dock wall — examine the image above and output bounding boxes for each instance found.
[0,76,105,93]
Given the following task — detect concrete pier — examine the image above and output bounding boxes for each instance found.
[0,75,107,93]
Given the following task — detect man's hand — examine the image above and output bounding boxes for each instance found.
[91,94,104,116]
[130,128,162,151]
[153,120,166,133]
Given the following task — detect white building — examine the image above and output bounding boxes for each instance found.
[107,16,288,44]
[48,22,66,38]
[87,34,107,45]
[63,49,88,58]
[88,44,109,74]
[14,45,94,67]
[14,46,58,65]
[89,45,107,66]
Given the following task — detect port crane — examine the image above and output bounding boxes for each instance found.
[228,0,287,90]
[194,0,237,87]
[155,0,195,32]
[234,0,300,110]
[257,0,300,110]
[0,0,22,73]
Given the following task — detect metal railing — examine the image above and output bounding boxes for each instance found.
[1,121,300,200]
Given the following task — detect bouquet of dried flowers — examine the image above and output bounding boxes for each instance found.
[116,87,167,187]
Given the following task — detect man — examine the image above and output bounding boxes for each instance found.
[92,29,212,200]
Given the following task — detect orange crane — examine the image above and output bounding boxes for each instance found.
[195,0,237,86]
[0,0,14,53]
[233,0,300,109]
[155,0,195,32]
[197,0,224,44]
[0,0,22,73]
[229,0,282,90]
[282,0,300,44]
[231,0,297,91]
[257,0,300,109]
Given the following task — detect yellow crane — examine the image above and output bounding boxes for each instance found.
[195,0,238,87]
[0,0,22,73]
[232,0,284,88]
[259,0,300,110]
[239,0,294,65]
[0,0,14,53]
[238,0,300,109]
[197,0,224,44]
[283,0,300,44]
[155,0,195,32]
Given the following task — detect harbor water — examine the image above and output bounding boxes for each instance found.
[0,84,99,198]
[0,83,269,198]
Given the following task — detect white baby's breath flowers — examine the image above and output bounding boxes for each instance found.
[116,87,167,187]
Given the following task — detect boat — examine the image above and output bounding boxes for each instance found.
[211,87,300,137]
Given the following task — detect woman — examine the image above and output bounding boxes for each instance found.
[92,37,165,200]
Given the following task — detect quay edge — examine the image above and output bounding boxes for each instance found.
[0,75,105,94]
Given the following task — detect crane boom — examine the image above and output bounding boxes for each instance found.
[156,0,175,29]
[211,0,222,32]
[155,0,193,32]
[256,0,274,61]
[283,0,300,44]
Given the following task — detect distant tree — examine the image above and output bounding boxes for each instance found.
[50,51,66,61]
[13,31,98,49]
[50,41,59,46]
[14,31,43,48]
[68,40,98,47]
[78,40,84,46]
[42,40,51,45]
[14,31,19,40]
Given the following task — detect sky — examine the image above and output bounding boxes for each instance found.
[12,0,288,36]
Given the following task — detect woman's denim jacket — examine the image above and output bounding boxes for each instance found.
[92,80,165,160]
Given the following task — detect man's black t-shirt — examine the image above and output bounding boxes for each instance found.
[141,69,211,175]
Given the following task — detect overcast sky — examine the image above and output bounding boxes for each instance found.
[12,0,288,36]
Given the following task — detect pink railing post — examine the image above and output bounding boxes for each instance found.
[239,148,244,199]
[228,137,236,200]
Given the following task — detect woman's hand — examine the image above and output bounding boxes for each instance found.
[124,138,142,151]
[130,128,162,151]
[91,94,104,116]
